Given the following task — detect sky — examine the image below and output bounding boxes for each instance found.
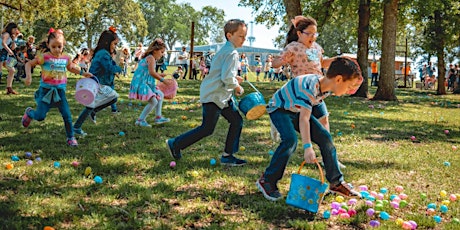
[176,0,281,49]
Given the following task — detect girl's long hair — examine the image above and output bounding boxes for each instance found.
[92,30,118,60]
[142,38,166,59]
[285,16,317,46]
[2,22,18,35]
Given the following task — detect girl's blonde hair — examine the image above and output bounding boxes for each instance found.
[142,38,166,59]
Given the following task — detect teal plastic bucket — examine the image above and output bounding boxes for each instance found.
[286,161,328,213]
[238,91,266,120]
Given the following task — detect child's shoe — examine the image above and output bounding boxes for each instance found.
[256,175,282,201]
[89,112,97,124]
[135,119,152,127]
[154,116,170,124]
[112,110,121,115]
[329,181,361,198]
[73,128,88,137]
[22,107,32,128]
[67,137,78,147]
[220,154,246,166]
[166,139,182,160]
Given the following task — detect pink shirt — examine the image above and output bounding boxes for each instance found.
[37,52,71,86]
[279,41,323,77]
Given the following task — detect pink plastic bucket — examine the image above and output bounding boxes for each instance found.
[157,79,178,99]
[75,78,99,106]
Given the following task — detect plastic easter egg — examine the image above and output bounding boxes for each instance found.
[426,208,436,215]
[25,152,32,158]
[94,176,103,184]
[359,185,368,191]
[84,167,92,176]
[71,161,79,168]
[53,161,60,168]
[181,115,187,120]
[348,198,357,206]
[396,218,404,226]
[5,163,14,170]
[420,193,427,200]
[390,194,398,200]
[427,203,437,209]
[331,209,339,215]
[361,191,370,198]
[390,201,399,209]
[408,220,417,229]
[339,213,350,219]
[169,161,176,168]
[210,158,216,166]
[268,150,274,155]
[453,218,460,224]
[399,193,408,200]
[338,208,347,214]
[453,146,458,151]
[395,185,404,192]
[410,136,416,141]
[369,220,380,228]
[239,146,246,151]
[450,194,457,201]
[335,195,344,203]
[322,210,331,219]
[26,160,33,166]
[444,162,451,166]
[118,131,125,136]
[11,155,20,161]
[366,208,375,216]
[366,195,376,201]
[375,203,384,211]
[365,200,374,206]
[370,191,378,197]
[377,193,384,200]
[347,209,357,217]
[444,129,449,134]
[331,202,341,210]
[440,190,447,197]
[380,187,388,194]
[35,157,42,162]
[383,200,390,206]
[433,215,442,223]
[399,200,408,208]
[402,221,412,229]
[191,171,199,177]
[380,211,390,220]
[440,205,448,213]
[44,227,56,230]
[441,200,450,206]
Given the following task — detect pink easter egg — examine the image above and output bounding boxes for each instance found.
[377,193,384,200]
[331,209,339,215]
[408,220,417,229]
[390,201,399,209]
[444,130,449,134]
[347,209,357,216]
[348,198,358,206]
[338,208,347,214]
[399,193,408,200]
[452,146,458,151]
[410,136,416,141]
[393,196,401,202]
[450,194,457,201]
[402,221,413,229]
[359,185,368,191]
[169,161,176,168]
[370,191,378,197]
[331,201,341,209]
[340,213,350,219]
[395,185,404,192]
[365,200,374,206]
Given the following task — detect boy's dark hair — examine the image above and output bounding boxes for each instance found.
[326,57,362,81]
[92,29,119,60]
[2,22,18,35]
[224,19,246,40]
[286,16,317,45]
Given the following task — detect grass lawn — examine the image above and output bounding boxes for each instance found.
[1,67,460,229]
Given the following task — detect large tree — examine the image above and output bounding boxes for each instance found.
[354,0,371,98]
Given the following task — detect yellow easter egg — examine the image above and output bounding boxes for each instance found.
[396,218,404,226]
[442,200,450,206]
[84,167,92,176]
[335,195,344,203]
[440,190,447,197]
[240,146,246,151]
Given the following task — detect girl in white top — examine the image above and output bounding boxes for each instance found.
[0,22,20,94]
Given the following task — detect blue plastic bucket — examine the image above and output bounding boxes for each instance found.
[238,91,266,120]
[286,161,328,213]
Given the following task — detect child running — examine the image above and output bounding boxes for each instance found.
[166,19,247,166]
[1,22,20,94]
[129,38,171,127]
[256,57,363,201]
[22,28,93,146]
[73,27,122,135]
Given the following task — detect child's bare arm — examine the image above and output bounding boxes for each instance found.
[299,108,316,163]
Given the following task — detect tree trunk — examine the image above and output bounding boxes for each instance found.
[373,0,398,101]
[283,0,302,23]
[434,10,446,95]
[353,0,370,98]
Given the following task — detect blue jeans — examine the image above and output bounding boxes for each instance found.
[264,108,343,186]
[73,98,118,129]
[109,84,118,112]
[171,100,243,154]
[27,87,73,138]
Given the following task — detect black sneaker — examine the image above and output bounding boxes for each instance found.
[89,112,97,124]
[166,139,181,160]
[220,155,246,166]
[256,175,282,201]
[329,181,361,198]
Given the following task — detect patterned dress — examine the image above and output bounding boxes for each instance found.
[129,55,160,101]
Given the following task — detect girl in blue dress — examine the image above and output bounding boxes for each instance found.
[129,38,171,127]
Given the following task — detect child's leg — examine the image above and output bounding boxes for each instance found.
[220,99,243,154]
[56,91,74,138]
[154,91,164,117]
[309,115,343,185]
[28,88,52,121]
[170,102,221,151]
[263,109,298,185]
[139,97,158,121]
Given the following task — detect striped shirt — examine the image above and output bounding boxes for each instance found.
[267,74,331,113]
[37,52,71,86]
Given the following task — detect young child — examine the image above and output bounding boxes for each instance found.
[255,57,262,82]
[22,28,93,146]
[240,53,248,81]
[172,65,184,80]
[73,27,122,135]
[271,15,347,168]
[129,38,171,127]
[0,22,20,94]
[166,19,247,166]
[256,57,363,201]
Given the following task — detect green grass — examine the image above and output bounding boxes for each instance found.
[1,67,460,229]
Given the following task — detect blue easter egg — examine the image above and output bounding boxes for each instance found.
[440,205,448,213]
[11,155,20,161]
[434,215,442,223]
[390,194,398,200]
[380,211,390,220]
[444,161,451,166]
[323,210,331,219]
[25,152,32,158]
[427,203,437,209]
[119,131,125,136]
[210,158,216,166]
[268,150,274,155]
[337,131,343,136]
[380,187,388,194]
[53,161,61,168]
[35,157,42,162]
[94,176,103,184]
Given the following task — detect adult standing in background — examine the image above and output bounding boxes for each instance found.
[371,59,379,86]
[177,46,189,79]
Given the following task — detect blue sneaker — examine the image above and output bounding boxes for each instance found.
[154,116,170,124]
[135,119,152,127]
[74,128,87,137]
[166,139,181,160]
[220,155,246,166]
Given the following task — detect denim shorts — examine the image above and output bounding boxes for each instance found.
[311,101,328,120]
[0,49,8,62]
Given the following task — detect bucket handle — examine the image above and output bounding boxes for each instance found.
[297,160,325,184]
[243,80,261,94]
